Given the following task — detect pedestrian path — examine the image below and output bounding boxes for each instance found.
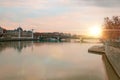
[105,46,120,78]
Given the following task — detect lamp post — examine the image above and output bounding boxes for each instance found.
[31,29,34,39]
[18,28,21,39]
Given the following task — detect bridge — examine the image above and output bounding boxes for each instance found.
[39,35,71,42]
[38,34,100,42]
[80,37,100,41]
[34,32,71,42]
[1,31,101,42]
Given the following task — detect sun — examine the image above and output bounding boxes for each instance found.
[89,26,102,37]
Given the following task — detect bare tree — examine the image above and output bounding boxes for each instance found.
[102,16,120,40]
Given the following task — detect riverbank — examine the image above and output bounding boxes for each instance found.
[0,38,38,42]
[89,45,120,78]
[105,46,120,78]
[102,54,120,80]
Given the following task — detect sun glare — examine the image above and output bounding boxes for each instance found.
[89,26,102,37]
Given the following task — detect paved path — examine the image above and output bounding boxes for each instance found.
[88,46,105,54]
[105,45,120,78]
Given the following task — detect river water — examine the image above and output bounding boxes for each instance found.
[0,41,116,80]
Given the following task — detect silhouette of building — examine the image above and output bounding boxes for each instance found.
[0,26,33,38]
[6,27,32,38]
[0,27,3,34]
[0,26,7,37]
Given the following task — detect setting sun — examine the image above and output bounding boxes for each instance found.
[89,26,102,37]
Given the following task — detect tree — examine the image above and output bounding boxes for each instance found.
[102,16,120,40]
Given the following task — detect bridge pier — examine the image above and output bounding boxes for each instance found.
[80,37,83,42]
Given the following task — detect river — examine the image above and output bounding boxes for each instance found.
[0,41,117,80]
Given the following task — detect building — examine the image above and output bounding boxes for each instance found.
[0,26,7,37]
[0,27,3,34]
[6,27,33,38]
[0,26,6,34]
[0,26,34,39]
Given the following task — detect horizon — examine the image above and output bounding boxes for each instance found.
[0,0,120,35]
[0,26,87,36]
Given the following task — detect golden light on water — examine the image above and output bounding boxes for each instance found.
[88,26,102,37]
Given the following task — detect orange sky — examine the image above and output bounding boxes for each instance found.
[0,0,120,35]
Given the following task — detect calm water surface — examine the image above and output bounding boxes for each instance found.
[0,41,109,80]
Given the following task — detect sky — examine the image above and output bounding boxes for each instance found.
[0,0,120,34]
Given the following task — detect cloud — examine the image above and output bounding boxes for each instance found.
[0,0,48,9]
[0,0,120,35]
[0,0,71,10]
[1,5,120,34]
[23,12,83,32]
[0,11,84,34]
[92,0,120,7]
[0,0,72,22]
[74,0,120,8]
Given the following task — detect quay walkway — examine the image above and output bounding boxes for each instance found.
[88,45,105,54]
[88,43,120,79]
[105,45,120,78]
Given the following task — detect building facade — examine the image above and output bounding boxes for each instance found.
[6,27,32,38]
[0,27,7,37]
[0,27,3,34]
[0,26,33,38]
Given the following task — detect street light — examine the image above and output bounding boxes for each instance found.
[18,28,21,39]
[31,29,34,39]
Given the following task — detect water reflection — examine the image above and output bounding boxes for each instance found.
[0,41,33,53]
[0,41,111,80]
[89,51,120,80]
